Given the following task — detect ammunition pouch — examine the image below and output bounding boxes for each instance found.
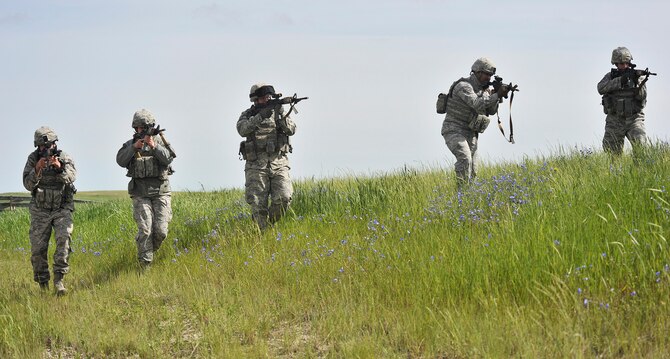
[63,183,77,203]
[468,115,491,133]
[128,156,168,179]
[240,134,291,161]
[601,94,643,116]
[33,187,64,210]
[601,95,611,114]
[239,140,258,161]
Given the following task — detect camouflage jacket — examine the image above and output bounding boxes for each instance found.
[23,150,77,211]
[237,104,296,170]
[116,135,174,197]
[441,74,500,134]
[597,71,647,116]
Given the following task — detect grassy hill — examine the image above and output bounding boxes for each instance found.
[1,145,669,357]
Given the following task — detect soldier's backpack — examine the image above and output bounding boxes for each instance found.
[436,77,470,114]
[436,93,448,114]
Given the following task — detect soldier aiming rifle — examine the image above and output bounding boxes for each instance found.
[439,57,517,187]
[237,83,305,230]
[249,92,308,118]
[598,46,655,156]
[36,137,63,176]
[22,126,77,295]
[116,109,176,270]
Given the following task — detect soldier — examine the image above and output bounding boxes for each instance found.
[598,47,648,155]
[116,109,175,270]
[22,126,77,295]
[237,83,297,230]
[441,57,511,187]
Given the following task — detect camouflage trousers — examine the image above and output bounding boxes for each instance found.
[132,195,172,264]
[602,113,647,155]
[443,129,479,185]
[29,204,73,284]
[245,163,293,229]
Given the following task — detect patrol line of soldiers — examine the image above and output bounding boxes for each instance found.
[23,109,178,296]
[21,46,651,295]
[441,46,652,186]
[21,83,296,295]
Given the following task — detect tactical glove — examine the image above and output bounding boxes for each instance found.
[491,80,502,93]
[259,107,273,119]
[497,85,510,99]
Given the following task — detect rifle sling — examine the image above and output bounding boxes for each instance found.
[496,90,515,144]
[639,72,651,89]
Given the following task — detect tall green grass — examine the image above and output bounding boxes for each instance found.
[1,144,669,357]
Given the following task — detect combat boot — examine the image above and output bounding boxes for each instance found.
[139,260,151,273]
[253,214,269,231]
[53,273,66,296]
[269,201,289,224]
[39,282,49,291]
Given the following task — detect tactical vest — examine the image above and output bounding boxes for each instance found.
[33,168,69,210]
[240,106,291,161]
[127,155,170,180]
[601,83,644,117]
[444,76,486,126]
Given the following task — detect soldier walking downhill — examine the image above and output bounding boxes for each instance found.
[441,57,511,187]
[598,46,649,156]
[237,83,297,230]
[22,126,77,295]
[116,109,175,270]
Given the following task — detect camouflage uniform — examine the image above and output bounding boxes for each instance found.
[22,127,76,292]
[598,47,648,155]
[441,58,502,184]
[116,109,175,266]
[238,83,297,230]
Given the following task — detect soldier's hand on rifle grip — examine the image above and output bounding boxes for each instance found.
[492,81,502,93]
[259,107,273,119]
[497,85,510,99]
[143,135,156,149]
[48,156,62,170]
[35,157,47,174]
[133,139,145,150]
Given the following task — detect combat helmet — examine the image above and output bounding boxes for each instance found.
[249,83,276,102]
[34,126,58,147]
[132,109,156,128]
[611,47,633,64]
[471,57,496,75]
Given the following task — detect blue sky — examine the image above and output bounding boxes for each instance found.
[2,0,668,192]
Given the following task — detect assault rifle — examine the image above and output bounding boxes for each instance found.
[611,64,656,88]
[35,143,62,176]
[490,76,519,101]
[250,93,309,117]
[133,124,165,141]
[39,145,62,160]
[133,124,177,158]
[610,66,657,78]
